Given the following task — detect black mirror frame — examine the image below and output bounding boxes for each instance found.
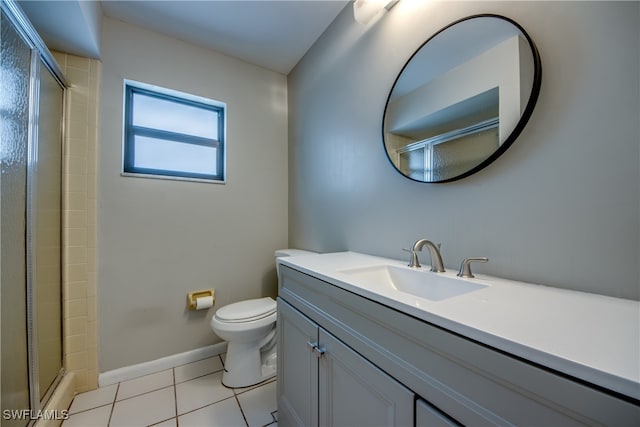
[382,14,542,183]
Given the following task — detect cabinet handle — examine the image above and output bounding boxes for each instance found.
[306,340,326,357]
[313,346,326,357]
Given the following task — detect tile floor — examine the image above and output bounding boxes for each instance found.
[62,355,277,427]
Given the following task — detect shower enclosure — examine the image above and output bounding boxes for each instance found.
[1,1,67,425]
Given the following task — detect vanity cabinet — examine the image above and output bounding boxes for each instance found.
[277,264,640,426]
[416,399,459,427]
[277,299,414,426]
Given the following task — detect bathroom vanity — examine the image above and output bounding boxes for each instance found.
[276,252,640,426]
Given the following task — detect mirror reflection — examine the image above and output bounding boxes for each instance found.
[383,15,541,183]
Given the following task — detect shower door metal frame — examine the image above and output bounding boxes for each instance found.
[0,0,67,88]
[1,0,68,416]
[26,49,67,414]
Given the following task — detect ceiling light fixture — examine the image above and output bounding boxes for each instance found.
[353,0,400,25]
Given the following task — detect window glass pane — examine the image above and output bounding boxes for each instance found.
[133,136,218,175]
[132,92,219,139]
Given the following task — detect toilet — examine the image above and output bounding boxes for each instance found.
[211,248,314,388]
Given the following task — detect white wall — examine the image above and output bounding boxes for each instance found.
[386,35,525,143]
[99,17,288,371]
[289,1,639,300]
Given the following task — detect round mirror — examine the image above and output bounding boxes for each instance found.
[382,14,542,183]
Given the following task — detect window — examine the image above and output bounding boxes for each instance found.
[123,81,226,182]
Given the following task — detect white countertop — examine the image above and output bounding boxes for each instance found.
[279,251,640,400]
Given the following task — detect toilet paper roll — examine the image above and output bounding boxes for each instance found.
[195,295,214,310]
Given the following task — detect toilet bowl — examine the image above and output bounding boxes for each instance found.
[211,248,315,388]
[211,297,277,388]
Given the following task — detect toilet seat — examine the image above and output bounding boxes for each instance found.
[214,297,276,323]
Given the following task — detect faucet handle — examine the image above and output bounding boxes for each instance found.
[457,257,488,278]
[402,248,421,268]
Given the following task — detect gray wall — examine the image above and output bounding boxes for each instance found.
[288,1,639,300]
[99,17,288,371]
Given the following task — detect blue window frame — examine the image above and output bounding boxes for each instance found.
[123,81,226,182]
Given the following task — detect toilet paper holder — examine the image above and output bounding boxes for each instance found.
[187,289,215,310]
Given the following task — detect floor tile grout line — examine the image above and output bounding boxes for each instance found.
[233,393,250,427]
[70,354,280,426]
[73,355,225,404]
[106,355,221,388]
[67,402,113,417]
[116,369,176,399]
[172,354,224,370]
[175,365,273,420]
[70,354,225,401]
[67,377,276,426]
[173,367,179,427]
[67,383,120,416]
[147,415,178,426]
[116,367,176,385]
[175,367,225,386]
[114,384,175,404]
[175,395,238,419]
[107,383,119,427]
[110,383,178,426]
[232,377,277,397]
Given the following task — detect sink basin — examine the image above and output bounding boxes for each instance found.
[338,265,487,302]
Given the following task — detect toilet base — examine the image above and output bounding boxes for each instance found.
[222,338,277,388]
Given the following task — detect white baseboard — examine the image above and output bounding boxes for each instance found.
[98,342,228,387]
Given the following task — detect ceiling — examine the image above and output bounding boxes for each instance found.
[18,0,350,74]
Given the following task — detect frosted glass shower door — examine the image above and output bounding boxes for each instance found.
[33,60,63,401]
[1,9,32,426]
[1,4,65,421]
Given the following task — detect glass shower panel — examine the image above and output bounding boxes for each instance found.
[431,127,499,181]
[1,9,32,426]
[34,60,63,400]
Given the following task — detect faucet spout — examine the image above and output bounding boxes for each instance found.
[409,239,445,272]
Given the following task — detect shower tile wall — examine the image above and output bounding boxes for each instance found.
[52,51,100,393]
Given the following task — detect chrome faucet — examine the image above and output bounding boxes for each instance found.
[457,257,488,278]
[404,239,445,272]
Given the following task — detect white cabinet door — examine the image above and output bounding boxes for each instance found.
[277,299,319,427]
[318,330,414,427]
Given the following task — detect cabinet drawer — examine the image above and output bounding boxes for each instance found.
[279,265,640,426]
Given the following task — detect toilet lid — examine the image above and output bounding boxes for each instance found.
[215,297,276,323]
